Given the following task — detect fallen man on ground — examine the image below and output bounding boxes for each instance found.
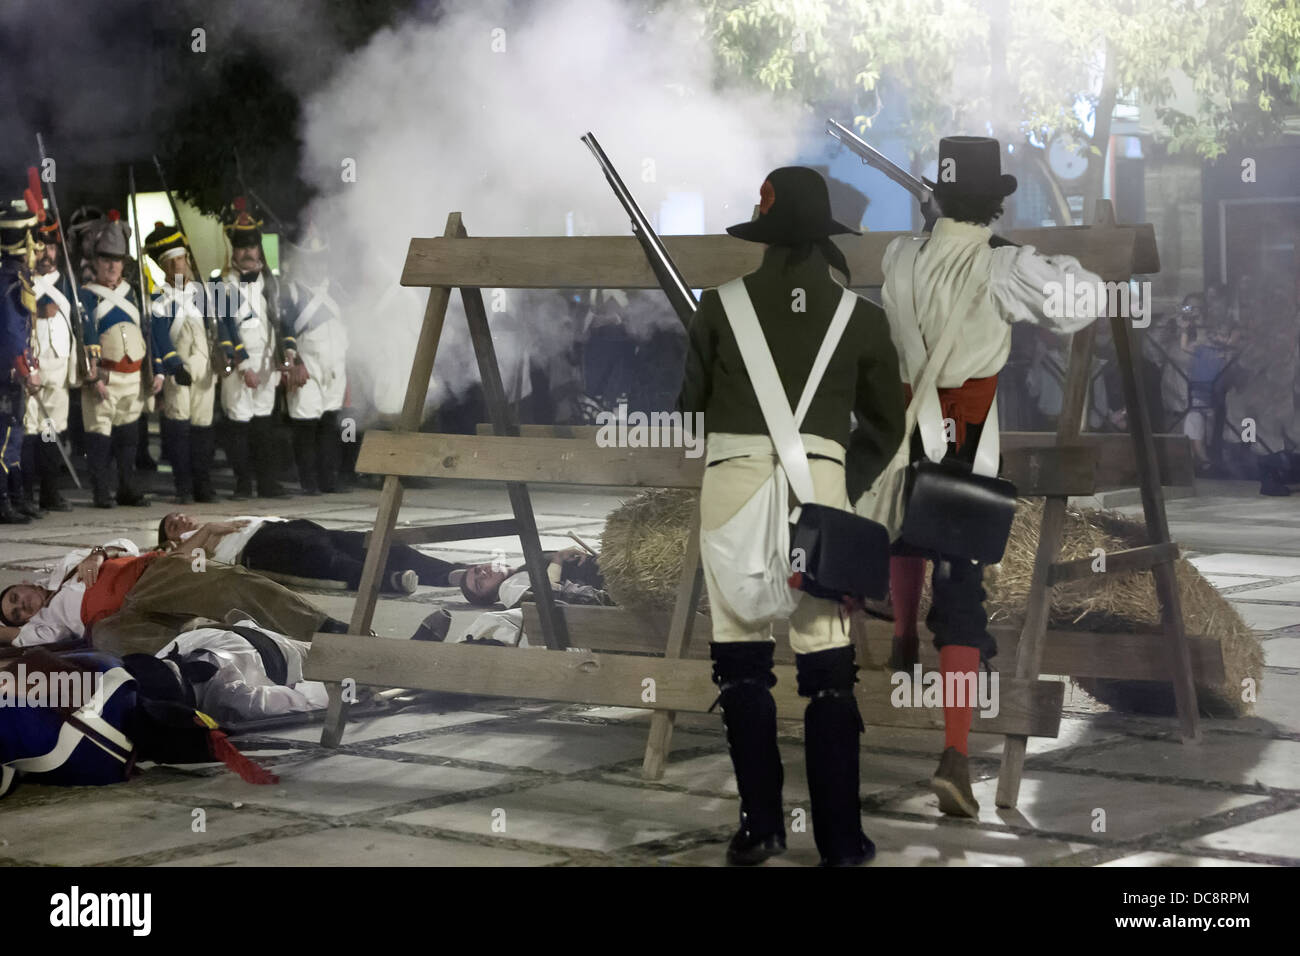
[159,512,466,593]
[0,544,441,656]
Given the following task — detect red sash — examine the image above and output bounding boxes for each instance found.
[80,553,160,628]
[902,374,998,448]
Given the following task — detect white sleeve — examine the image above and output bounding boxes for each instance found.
[989,244,1104,335]
[13,610,72,647]
[879,237,911,380]
[103,538,141,556]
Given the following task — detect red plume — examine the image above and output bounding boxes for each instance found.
[155,221,165,230]
[26,167,45,222]
[108,209,120,222]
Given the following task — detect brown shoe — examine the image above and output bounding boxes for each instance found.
[930,746,980,818]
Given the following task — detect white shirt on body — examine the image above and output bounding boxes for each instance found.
[13,539,141,647]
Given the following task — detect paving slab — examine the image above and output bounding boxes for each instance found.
[1260,637,1300,669]
[390,779,737,852]
[381,719,702,773]
[1230,602,1300,631]
[1183,807,1300,860]
[883,770,1266,840]
[1190,553,1300,577]
[1099,851,1272,867]
[1225,580,1300,602]
[1058,736,1300,791]
[259,709,507,744]
[155,825,562,867]
[1248,672,1300,734]
[1202,575,1272,589]
[148,753,515,817]
[662,815,1093,866]
[0,796,292,866]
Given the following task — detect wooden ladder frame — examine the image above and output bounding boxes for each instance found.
[307,205,1209,808]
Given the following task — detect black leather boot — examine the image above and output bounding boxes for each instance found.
[317,410,342,493]
[9,469,41,518]
[291,417,321,495]
[225,420,254,500]
[711,642,786,866]
[85,432,115,508]
[190,425,217,502]
[250,415,288,498]
[112,422,149,506]
[0,468,31,524]
[135,414,157,470]
[20,434,39,509]
[162,418,193,503]
[798,645,875,867]
[35,435,71,511]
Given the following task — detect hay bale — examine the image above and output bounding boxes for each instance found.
[599,491,1263,718]
[600,489,705,614]
[981,499,1262,717]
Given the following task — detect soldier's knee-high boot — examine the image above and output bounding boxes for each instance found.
[161,418,193,503]
[36,435,70,511]
[85,431,115,509]
[711,642,786,865]
[190,425,217,503]
[111,422,148,506]
[291,418,320,495]
[7,467,39,520]
[18,435,43,517]
[798,644,874,867]
[135,414,157,470]
[249,415,286,498]
[225,420,253,500]
[317,410,341,493]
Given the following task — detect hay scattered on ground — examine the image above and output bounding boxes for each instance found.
[600,489,705,615]
[599,490,1263,718]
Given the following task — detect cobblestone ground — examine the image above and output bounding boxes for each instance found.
[1,470,1297,867]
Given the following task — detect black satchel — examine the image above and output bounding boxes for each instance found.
[790,502,891,601]
[900,458,1017,564]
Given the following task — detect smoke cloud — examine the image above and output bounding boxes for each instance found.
[295,0,807,420]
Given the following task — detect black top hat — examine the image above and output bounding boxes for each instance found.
[925,136,1017,200]
[726,166,860,244]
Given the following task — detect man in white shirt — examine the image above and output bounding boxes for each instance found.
[880,135,1105,819]
[0,538,139,647]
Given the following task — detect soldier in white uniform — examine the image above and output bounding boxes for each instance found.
[144,221,229,504]
[20,215,78,513]
[281,227,348,494]
[217,198,287,500]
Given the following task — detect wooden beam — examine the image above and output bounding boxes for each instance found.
[357,431,706,488]
[521,604,1225,684]
[1048,542,1180,586]
[402,226,1145,290]
[305,634,1064,737]
[367,518,520,547]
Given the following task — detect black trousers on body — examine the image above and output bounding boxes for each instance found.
[240,518,459,589]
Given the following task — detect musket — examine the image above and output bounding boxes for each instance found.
[152,154,233,376]
[126,166,155,400]
[580,132,697,327]
[827,118,1021,248]
[29,390,81,489]
[34,134,93,383]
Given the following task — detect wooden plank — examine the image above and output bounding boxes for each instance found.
[305,635,1064,737]
[853,617,1225,684]
[357,431,706,488]
[1002,432,1194,490]
[1110,310,1200,742]
[999,445,1096,497]
[643,518,704,779]
[367,518,519,547]
[401,227,1146,289]
[526,604,1225,684]
[456,217,569,651]
[1048,542,1180,586]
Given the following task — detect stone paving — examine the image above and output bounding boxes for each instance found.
[1,468,1298,867]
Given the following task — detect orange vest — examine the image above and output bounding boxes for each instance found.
[902,374,998,449]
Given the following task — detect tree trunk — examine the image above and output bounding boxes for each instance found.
[1082,39,1119,225]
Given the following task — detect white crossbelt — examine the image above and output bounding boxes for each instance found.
[33,271,72,321]
[83,282,140,325]
[293,279,341,334]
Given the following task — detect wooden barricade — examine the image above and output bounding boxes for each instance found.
[305,205,1210,808]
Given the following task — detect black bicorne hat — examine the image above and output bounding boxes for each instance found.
[726,166,860,244]
[924,136,1017,200]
